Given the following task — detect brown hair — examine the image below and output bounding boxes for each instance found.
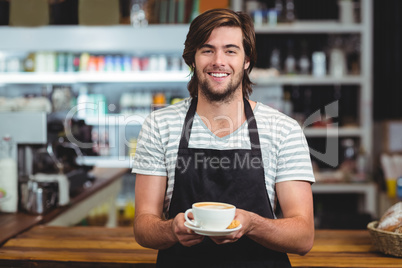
[182,8,257,99]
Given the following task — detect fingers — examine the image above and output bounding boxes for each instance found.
[179,231,204,247]
[172,213,204,247]
[178,228,204,247]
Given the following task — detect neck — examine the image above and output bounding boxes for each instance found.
[196,91,246,137]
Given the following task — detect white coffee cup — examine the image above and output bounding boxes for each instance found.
[184,202,236,230]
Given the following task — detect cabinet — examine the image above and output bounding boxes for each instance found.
[241,0,375,220]
[0,3,373,157]
[0,25,191,168]
[0,1,376,219]
[248,0,372,172]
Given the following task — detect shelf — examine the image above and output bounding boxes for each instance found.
[0,71,190,84]
[76,156,132,168]
[312,182,376,193]
[0,25,189,53]
[251,74,363,86]
[82,113,147,126]
[0,73,363,86]
[83,115,363,137]
[0,22,362,53]
[303,127,362,137]
[312,182,377,217]
[254,21,363,34]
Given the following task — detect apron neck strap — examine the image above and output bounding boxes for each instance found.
[178,98,198,149]
[243,98,261,152]
[179,98,261,151]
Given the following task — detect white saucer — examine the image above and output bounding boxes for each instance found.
[184,222,242,236]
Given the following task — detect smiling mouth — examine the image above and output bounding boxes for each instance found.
[209,72,229,78]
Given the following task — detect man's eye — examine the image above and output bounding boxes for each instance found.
[227,50,236,54]
[202,50,212,54]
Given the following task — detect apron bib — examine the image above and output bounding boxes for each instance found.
[157,98,291,268]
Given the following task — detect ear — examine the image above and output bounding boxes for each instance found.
[244,57,250,70]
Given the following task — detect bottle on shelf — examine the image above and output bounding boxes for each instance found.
[119,92,134,115]
[338,0,355,24]
[113,55,123,72]
[285,40,296,74]
[24,53,35,72]
[87,55,97,72]
[340,138,357,181]
[105,55,114,72]
[0,135,18,213]
[132,92,142,113]
[274,0,285,23]
[284,0,296,22]
[312,51,326,77]
[329,37,347,77]
[130,0,148,28]
[355,145,369,182]
[66,53,75,72]
[34,52,47,72]
[397,177,402,199]
[152,92,166,111]
[190,0,200,22]
[79,53,90,72]
[252,9,264,27]
[140,91,153,114]
[56,52,66,72]
[73,54,80,72]
[270,48,281,72]
[298,41,310,75]
[122,55,132,72]
[282,91,293,117]
[77,86,89,119]
[45,52,56,72]
[128,138,137,159]
[267,8,278,26]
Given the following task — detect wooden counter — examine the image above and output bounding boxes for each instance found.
[0,227,401,267]
[0,167,129,246]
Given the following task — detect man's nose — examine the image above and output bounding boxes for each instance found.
[212,51,225,67]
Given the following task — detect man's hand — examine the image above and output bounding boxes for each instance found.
[209,208,251,244]
[173,212,204,247]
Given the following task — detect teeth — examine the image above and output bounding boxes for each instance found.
[210,73,228,78]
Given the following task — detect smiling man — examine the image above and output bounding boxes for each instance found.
[132,8,315,268]
[196,27,247,103]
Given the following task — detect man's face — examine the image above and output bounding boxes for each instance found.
[194,26,250,102]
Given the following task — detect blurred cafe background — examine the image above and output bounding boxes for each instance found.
[0,0,401,230]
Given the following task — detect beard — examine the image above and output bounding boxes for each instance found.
[197,68,244,103]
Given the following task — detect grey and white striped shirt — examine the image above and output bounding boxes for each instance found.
[132,98,315,216]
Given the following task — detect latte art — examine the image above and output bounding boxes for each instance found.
[194,203,233,209]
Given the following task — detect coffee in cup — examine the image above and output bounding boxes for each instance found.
[184,202,235,230]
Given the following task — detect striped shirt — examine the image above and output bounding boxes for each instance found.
[132,98,315,216]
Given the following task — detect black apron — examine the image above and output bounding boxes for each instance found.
[157,98,291,268]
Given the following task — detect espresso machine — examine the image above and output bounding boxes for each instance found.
[0,112,97,214]
[0,112,47,213]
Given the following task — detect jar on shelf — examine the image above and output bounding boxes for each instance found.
[340,138,356,180]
